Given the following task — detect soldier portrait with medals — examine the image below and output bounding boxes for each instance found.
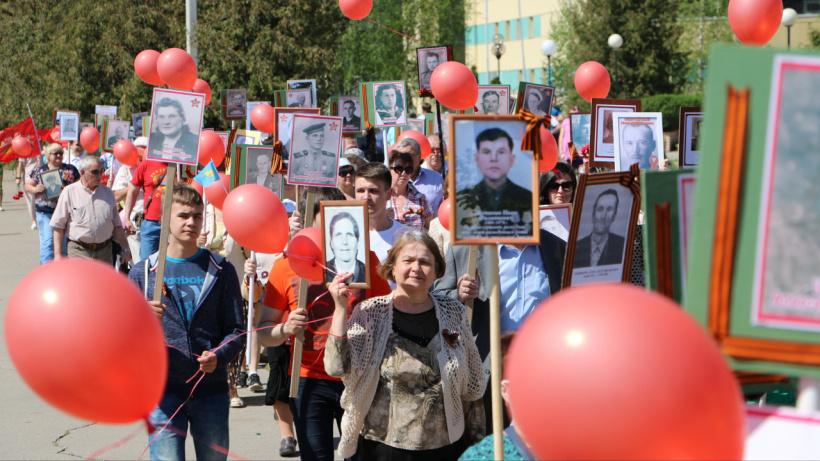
[287,114,342,188]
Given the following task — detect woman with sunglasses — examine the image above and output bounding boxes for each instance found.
[387,151,432,229]
[539,162,576,205]
[337,155,365,200]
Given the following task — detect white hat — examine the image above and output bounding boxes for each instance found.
[134,136,148,148]
[338,157,352,168]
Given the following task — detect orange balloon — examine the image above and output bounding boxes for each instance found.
[222,184,289,253]
[538,125,559,173]
[192,78,212,105]
[5,259,167,423]
[507,284,745,460]
[249,103,275,134]
[204,173,230,209]
[198,130,226,167]
[430,61,478,110]
[574,61,611,103]
[112,140,139,167]
[134,49,163,86]
[287,227,324,282]
[397,130,432,158]
[728,0,782,46]
[156,48,197,90]
[339,0,372,20]
[79,126,100,153]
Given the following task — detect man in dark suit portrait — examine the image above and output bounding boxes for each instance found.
[325,211,365,283]
[148,97,199,163]
[341,99,361,130]
[574,188,625,267]
[247,153,279,190]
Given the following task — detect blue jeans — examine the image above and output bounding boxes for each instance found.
[139,219,162,261]
[36,211,66,264]
[291,378,344,461]
[148,392,230,461]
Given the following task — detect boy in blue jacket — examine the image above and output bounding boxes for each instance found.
[129,185,245,461]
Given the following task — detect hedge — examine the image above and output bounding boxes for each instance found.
[641,93,703,131]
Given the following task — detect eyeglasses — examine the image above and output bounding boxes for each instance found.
[548,181,574,191]
[391,165,413,175]
[338,165,355,177]
[87,169,102,176]
[430,148,442,156]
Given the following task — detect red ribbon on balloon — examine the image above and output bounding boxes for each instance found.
[517,109,550,160]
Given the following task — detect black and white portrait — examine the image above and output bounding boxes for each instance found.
[516,83,554,117]
[612,112,664,171]
[56,111,80,142]
[539,204,571,242]
[476,85,510,115]
[338,96,362,133]
[223,89,247,119]
[146,88,205,166]
[570,113,591,148]
[244,146,283,197]
[132,112,148,137]
[373,81,407,127]
[287,114,342,187]
[104,120,130,151]
[287,79,317,108]
[417,46,448,91]
[452,117,537,243]
[590,99,640,164]
[40,169,64,201]
[321,201,370,287]
[680,111,703,167]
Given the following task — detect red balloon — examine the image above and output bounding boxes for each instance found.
[156,48,197,91]
[192,78,212,105]
[437,199,450,231]
[134,49,163,86]
[50,126,61,142]
[204,173,230,210]
[728,0,782,46]
[11,136,32,157]
[191,179,204,196]
[430,61,478,110]
[538,125,559,173]
[507,284,745,460]
[287,228,324,282]
[113,140,139,167]
[222,184,289,253]
[397,130,432,159]
[249,103,275,134]
[5,259,167,423]
[339,0,373,20]
[198,130,226,167]
[574,61,611,103]
[79,126,100,153]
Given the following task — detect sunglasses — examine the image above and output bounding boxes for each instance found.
[87,169,102,176]
[548,181,574,191]
[391,165,413,175]
[338,165,355,177]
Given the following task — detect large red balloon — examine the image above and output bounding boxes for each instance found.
[191,179,204,196]
[198,130,226,167]
[507,284,745,460]
[397,130,432,159]
[192,78,212,105]
[430,61,478,110]
[287,227,324,282]
[437,199,450,231]
[574,61,611,103]
[11,136,32,157]
[79,126,100,153]
[156,48,197,91]
[204,173,230,210]
[339,0,373,20]
[5,259,167,423]
[249,103,275,134]
[728,0,782,46]
[134,49,163,86]
[222,184,289,253]
[113,140,139,167]
[538,125,559,173]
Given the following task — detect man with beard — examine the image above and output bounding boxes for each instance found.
[574,189,625,267]
[325,211,366,283]
[148,98,199,163]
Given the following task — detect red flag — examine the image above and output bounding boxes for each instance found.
[0,117,41,163]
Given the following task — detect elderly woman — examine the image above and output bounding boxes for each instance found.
[539,161,576,205]
[387,151,432,229]
[325,230,486,460]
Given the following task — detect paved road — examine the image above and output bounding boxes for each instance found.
[0,173,309,460]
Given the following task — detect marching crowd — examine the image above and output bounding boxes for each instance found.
[16,114,596,461]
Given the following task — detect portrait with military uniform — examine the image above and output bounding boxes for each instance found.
[416,45,451,92]
[287,114,342,188]
[449,116,539,244]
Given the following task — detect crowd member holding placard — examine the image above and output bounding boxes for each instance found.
[325,230,486,460]
[26,143,80,264]
[123,156,168,261]
[539,162,576,205]
[354,162,410,263]
[387,151,432,229]
[128,185,245,461]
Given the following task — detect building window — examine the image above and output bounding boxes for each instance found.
[529,17,535,37]
[529,68,536,82]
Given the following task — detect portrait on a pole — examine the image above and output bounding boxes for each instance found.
[612,112,665,171]
[475,85,510,115]
[589,98,641,168]
[679,107,703,167]
[337,96,362,133]
[287,114,342,188]
[287,79,317,108]
[102,119,130,152]
[570,113,591,149]
[372,81,407,127]
[222,89,247,120]
[132,112,149,137]
[514,82,554,117]
[416,45,451,91]
[273,107,321,169]
[320,200,370,288]
[242,146,284,197]
[55,110,80,142]
[146,88,205,166]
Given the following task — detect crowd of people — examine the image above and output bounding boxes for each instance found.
[16,108,595,461]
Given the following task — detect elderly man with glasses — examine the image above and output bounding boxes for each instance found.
[51,156,131,264]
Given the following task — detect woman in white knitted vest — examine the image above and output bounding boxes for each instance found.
[325,230,487,460]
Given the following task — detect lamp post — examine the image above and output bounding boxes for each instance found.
[782,8,797,50]
[492,33,505,83]
[607,33,623,97]
[541,39,557,86]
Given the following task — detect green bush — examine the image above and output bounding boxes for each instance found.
[641,93,702,131]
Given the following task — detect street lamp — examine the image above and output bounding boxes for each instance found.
[541,39,557,86]
[782,8,798,50]
[607,33,623,96]
[492,33,505,83]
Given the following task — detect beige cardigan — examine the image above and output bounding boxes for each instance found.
[324,293,487,458]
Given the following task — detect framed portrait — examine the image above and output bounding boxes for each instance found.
[678,106,703,167]
[39,168,64,201]
[569,113,591,149]
[145,88,205,166]
[562,169,641,287]
[287,79,317,108]
[287,114,342,187]
[371,81,407,127]
[132,112,148,137]
[416,45,452,91]
[273,107,321,168]
[612,112,665,172]
[475,85,511,115]
[514,82,555,117]
[590,98,642,168]
[337,96,362,133]
[246,101,271,142]
[449,115,538,244]
[54,110,80,142]
[222,89,247,120]
[320,200,371,288]
[240,146,285,197]
[539,203,572,242]
[233,129,263,146]
[101,119,130,151]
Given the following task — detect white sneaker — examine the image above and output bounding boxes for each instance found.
[0,206,4,211]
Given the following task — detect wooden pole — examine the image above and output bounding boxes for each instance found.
[152,163,177,302]
[289,190,316,398]
[245,251,257,365]
[487,245,504,461]
[465,245,479,325]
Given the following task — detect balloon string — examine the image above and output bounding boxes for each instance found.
[364,18,413,40]
[84,423,144,460]
[282,253,338,275]
[138,371,206,460]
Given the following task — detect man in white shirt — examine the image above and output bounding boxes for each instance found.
[111,136,147,260]
[354,162,409,263]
